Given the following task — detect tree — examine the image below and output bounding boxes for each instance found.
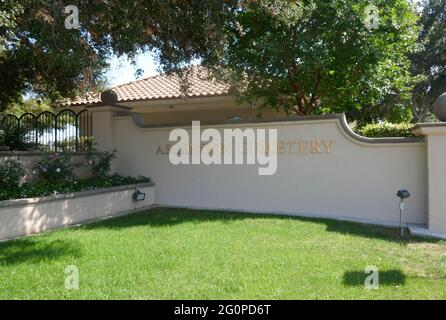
[410,0,446,122]
[1,97,52,116]
[0,0,236,111]
[203,0,420,124]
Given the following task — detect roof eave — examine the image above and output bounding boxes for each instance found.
[62,93,234,108]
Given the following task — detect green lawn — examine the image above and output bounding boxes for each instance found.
[0,207,445,299]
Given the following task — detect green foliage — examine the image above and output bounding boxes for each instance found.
[0,174,151,201]
[56,136,95,153]
[354,122,415,138]
[85,150,117,178]
[0,0,235,110]
[205,0,420,124]
[0,149,149,201]
[410,0,446,121]
[0,159,25,189]
[0,124,34,151]
[2,0,437,125]
[2,97,53,117]
[32,153,76,183]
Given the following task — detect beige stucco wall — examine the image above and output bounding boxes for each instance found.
[119,97,287,125]
[112,115,427,227]
[425,134,446,234]
[413,125,446,235]
[141,108,286,125]
[0,184,155,240]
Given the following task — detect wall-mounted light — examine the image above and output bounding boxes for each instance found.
[133,189,146,202]
[396,189,411,236]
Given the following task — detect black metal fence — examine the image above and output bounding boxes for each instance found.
[0,109,92,152]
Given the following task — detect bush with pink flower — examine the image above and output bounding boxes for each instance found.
[32,153,76,183]
[85,150,117,178]
[0,151,150,201]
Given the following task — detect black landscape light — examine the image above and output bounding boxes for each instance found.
[396,189,411,236]
[133,189,146,202]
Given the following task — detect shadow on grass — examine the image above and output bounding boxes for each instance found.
[82,207,439,245]
[0,238,82,266]
[343,269,406,287]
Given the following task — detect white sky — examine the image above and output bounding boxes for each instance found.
[105,51,160,87]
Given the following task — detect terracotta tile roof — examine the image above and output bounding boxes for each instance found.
[64,66,230,106]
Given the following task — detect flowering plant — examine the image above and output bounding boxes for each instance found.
[85,150,117,178]
[32,153,76,183]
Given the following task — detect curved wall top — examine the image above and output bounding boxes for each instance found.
[127,112,424,145]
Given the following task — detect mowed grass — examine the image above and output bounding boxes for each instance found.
[0,207,445,299]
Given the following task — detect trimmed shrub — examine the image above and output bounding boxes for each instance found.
[354,122,415,138]
[0,174,151,201]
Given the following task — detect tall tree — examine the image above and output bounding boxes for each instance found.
[1,97,52,116]
[0,0,236,110]
[410,0,446,122]
[204,0,420,124]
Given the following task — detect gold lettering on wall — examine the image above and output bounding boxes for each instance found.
[156,139,335,155]
[298,141,309,154]
[311,140,321,154]
[322,140,334,153]
[278,141,286,155]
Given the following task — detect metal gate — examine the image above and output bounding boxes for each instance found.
[0,109,92,152]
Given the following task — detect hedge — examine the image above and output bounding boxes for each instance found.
[354,122,415,138]
[0,174,151,201]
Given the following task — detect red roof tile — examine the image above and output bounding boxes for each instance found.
[64,66,230,106]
